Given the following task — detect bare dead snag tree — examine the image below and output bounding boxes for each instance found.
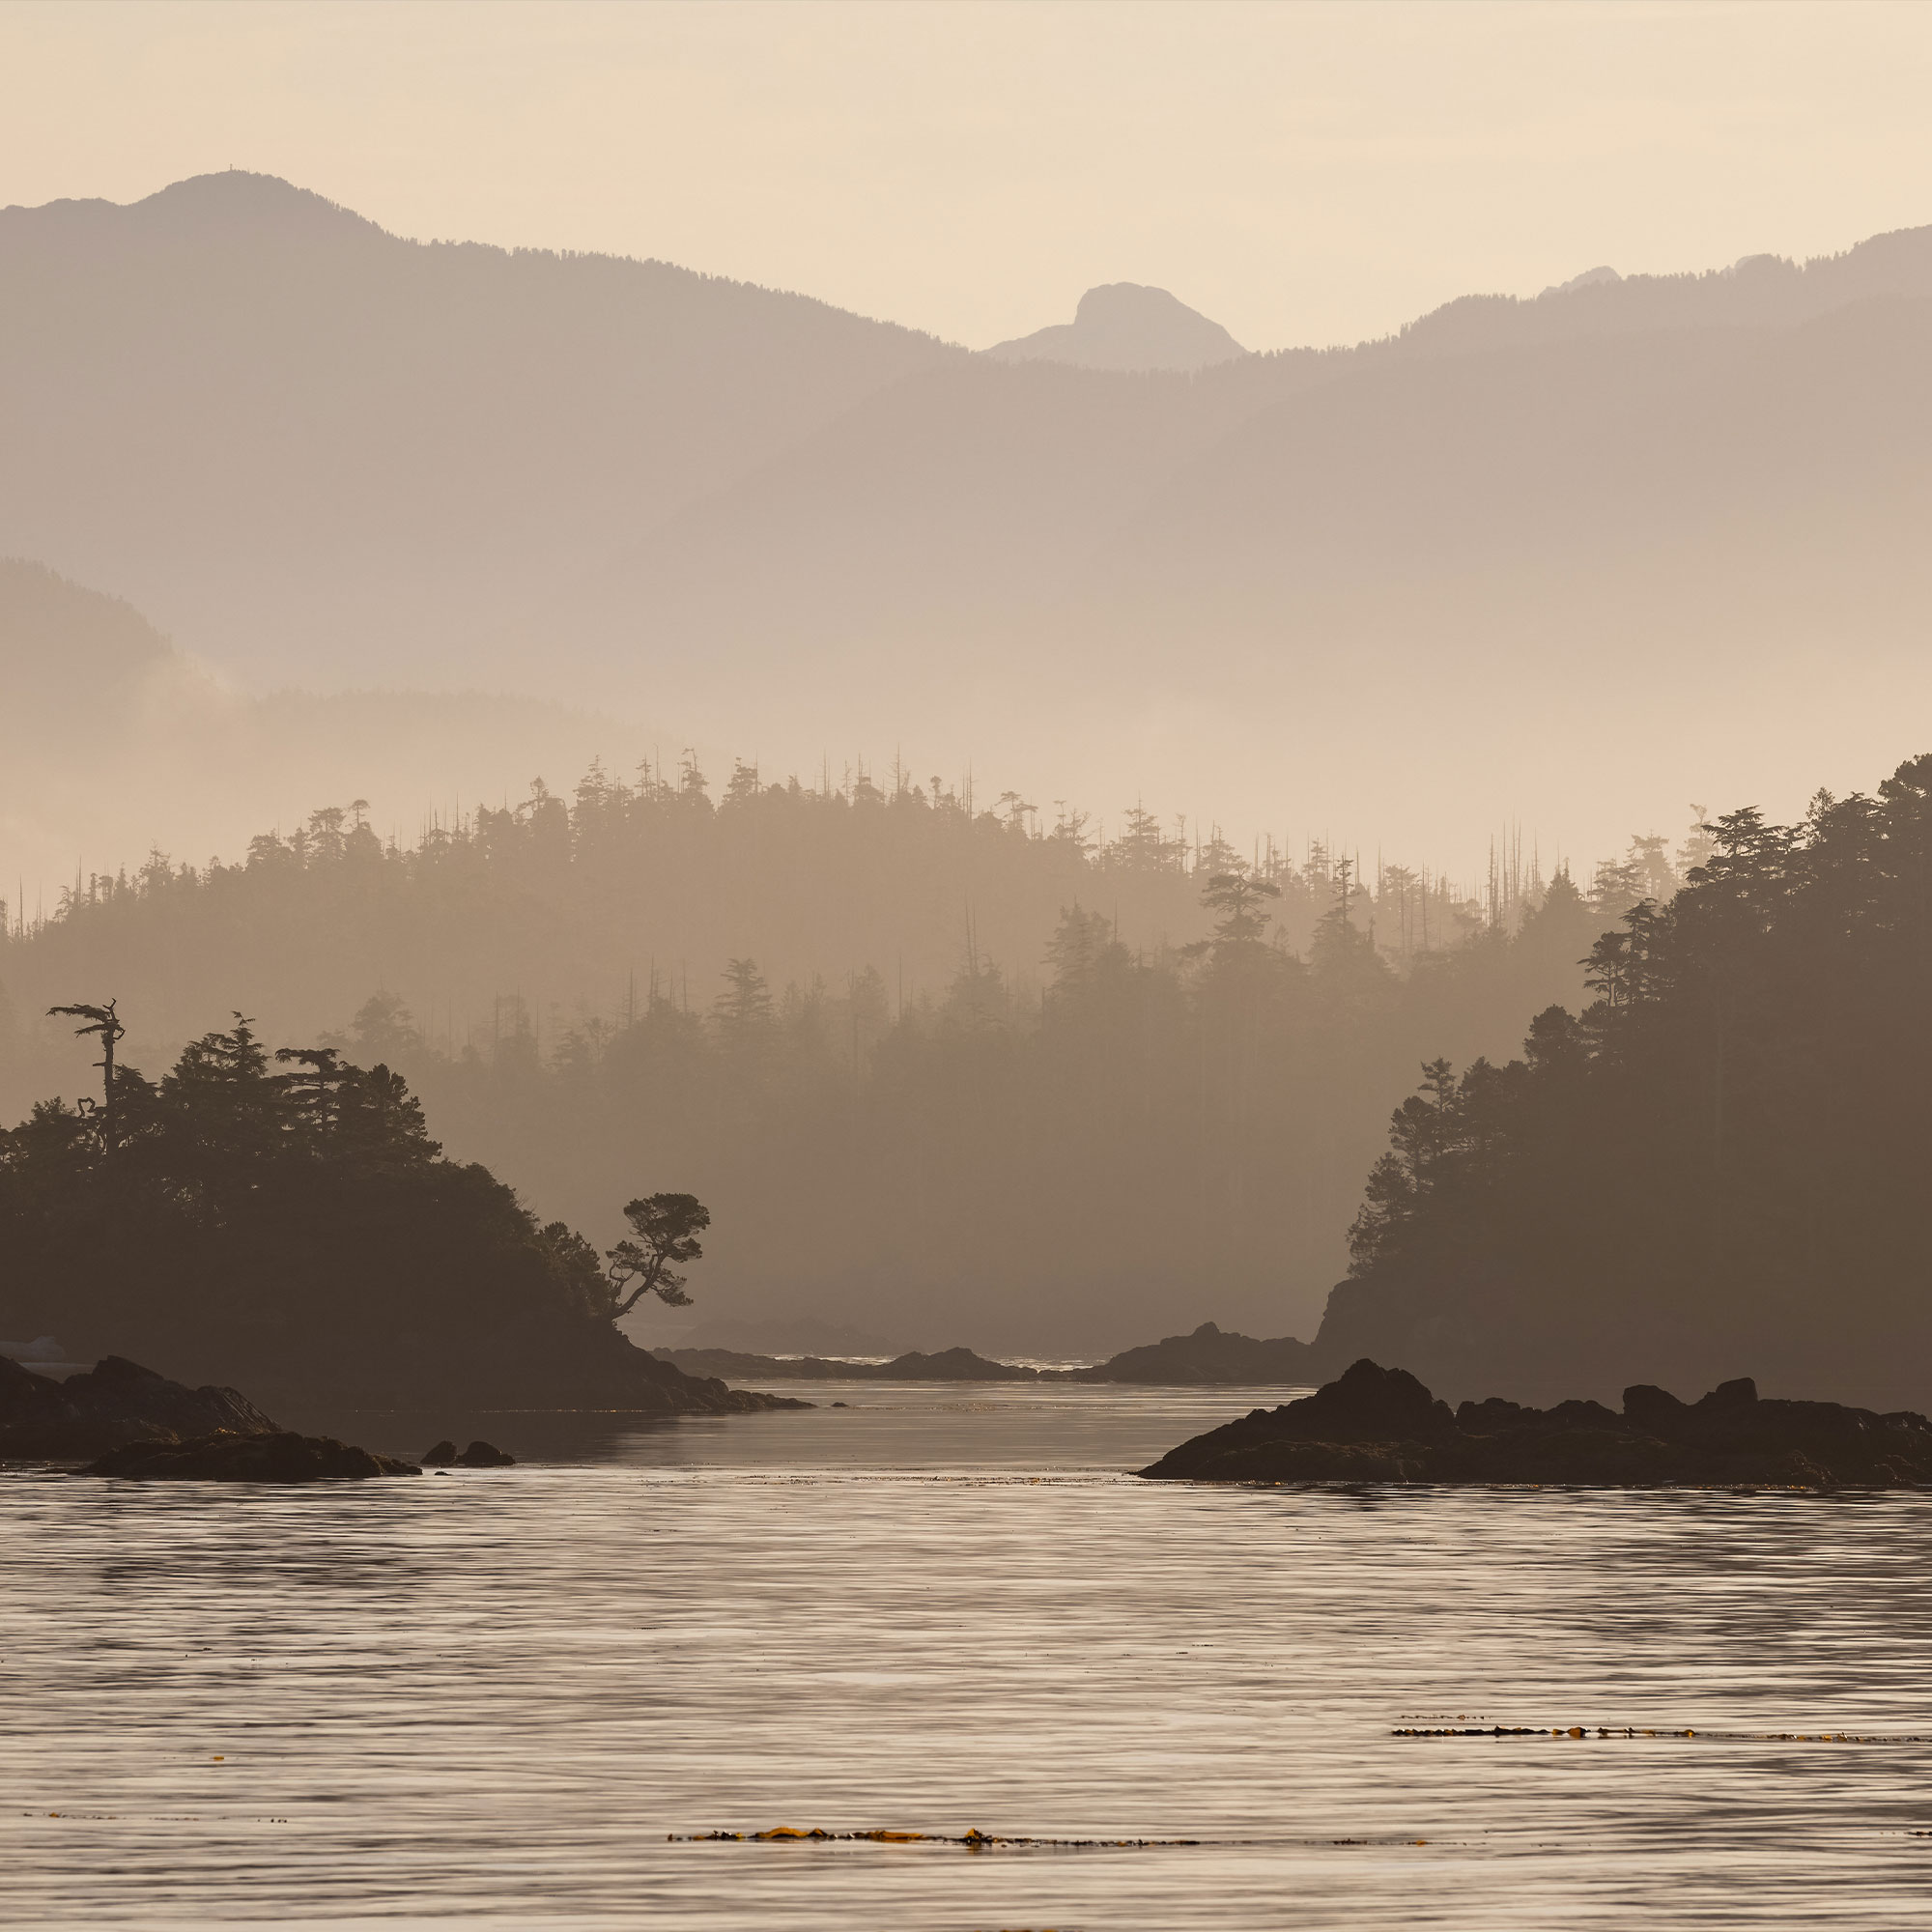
[49,999,126,1145]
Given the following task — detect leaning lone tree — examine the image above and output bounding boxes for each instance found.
[604,1193,711,1317]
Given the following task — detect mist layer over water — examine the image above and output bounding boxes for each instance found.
[6,1382,1932,1928]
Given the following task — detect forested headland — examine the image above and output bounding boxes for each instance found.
[1,756,1699,1352]
[1327,753,1932,1409]
[0,1011,775,1411]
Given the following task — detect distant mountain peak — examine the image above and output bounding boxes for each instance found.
[133,169,381,238]
[984,282,1247,374]
[1541,264,1621,298]
[3,169,383,246]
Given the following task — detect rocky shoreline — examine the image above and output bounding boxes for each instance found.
[1139,1359,1932,1488]
[1,1343,802,1471]
[89,1430,423,1482]
[0,1353,279,1461]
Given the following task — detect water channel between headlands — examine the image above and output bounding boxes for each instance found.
[6,1378,1932,1930]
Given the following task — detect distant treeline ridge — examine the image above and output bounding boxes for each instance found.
[0,756,1711,1350]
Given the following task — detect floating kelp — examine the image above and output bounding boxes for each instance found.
[1392,1723,1924,1744]
[669,1826,1434,1850]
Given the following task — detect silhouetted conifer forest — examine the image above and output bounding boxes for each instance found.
[0,756,1700,1350]
[0,1012,644,1405]
[1329,753,1932,1406]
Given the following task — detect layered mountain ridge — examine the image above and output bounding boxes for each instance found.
[5,171,1932,867]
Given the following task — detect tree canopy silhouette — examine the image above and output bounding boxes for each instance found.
[0,755,1704,1351]
[1331,753,1932,1404]
[605,1193,709,1315]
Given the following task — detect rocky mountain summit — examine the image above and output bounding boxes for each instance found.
[983,281,1247,372]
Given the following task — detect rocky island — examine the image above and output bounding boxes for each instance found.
[656,1321,1318,1386]
[1141,1359,1932,1488]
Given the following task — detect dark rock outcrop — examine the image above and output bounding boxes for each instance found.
[1140,1359,1932,1488]
[88,1428,418,1482]
[0,1353,278,1460]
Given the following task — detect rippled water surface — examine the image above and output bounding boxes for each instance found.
[8,1379,1932,1928]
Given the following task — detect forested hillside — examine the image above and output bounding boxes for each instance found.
[1324,752,1932,1409]
[1,759,1690,1351]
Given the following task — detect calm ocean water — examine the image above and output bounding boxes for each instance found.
[7,1379,1932,1928]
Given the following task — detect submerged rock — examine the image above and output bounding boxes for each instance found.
[88,1428,419,1482]
[0,1353,278,1460]
[1140,1359,1932,1488]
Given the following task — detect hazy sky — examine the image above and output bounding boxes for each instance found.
[4,1,1930,351]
